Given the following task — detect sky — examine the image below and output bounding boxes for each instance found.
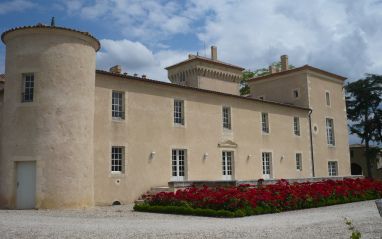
[1,0,382,145]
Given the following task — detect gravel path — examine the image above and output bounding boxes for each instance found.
[0,200,381,239]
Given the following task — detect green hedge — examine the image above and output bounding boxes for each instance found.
[134,194,381,218]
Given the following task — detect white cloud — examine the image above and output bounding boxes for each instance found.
[0,0,34,14]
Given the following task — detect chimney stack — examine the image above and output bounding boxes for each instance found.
[281,55,289,71]
[142,74,146,79]
[269,66,276,74]
[211,46,217,62]
[110,65,122,74]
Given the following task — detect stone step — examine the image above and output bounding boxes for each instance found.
[134,186,169,205]
[134,199,145,205]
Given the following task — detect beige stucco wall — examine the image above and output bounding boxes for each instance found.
[0,28,98,209]
[308,74,350,176]
[350,147,382,179]
[93,73,312,205]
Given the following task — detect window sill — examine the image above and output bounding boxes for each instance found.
[111,172,126,177]
[328,144,336,148]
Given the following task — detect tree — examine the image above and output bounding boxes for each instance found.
[345,74,382,177]
[240,61,295,95]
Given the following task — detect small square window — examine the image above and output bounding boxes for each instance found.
[111,147,124,173]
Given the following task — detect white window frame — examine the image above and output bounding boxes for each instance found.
[328,161,338,176]
[296,153,302,171]
[222,107,231,130]
[112,91,124,119]
[174,100,184,125]
[294,117,300,136]
[262,152,272,179]
[262,113,269,133]
[222,151,233,180]
[22,74,34,102]
[172,149,186,181]
[326,118,335,145]
[326,91,331,107]
[111,147,124,173]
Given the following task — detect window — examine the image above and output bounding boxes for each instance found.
[328,161,337,176]
[259,96,264,100]
[222,151,233,180]
[262,113,269,133]
[293,90,299,99]
[174,100,184,125]
[111,147,123,173]
[112,92,124,119]
[262,152,271,179]
[172,149,185,181]
[296,153,302,171]
[22,74,34,102]
[326,118,335,145]
[350,150,354,158]
[294,117,300,136]
[222,107,231,130]
[180,72,186,82]
[326,92,331,106]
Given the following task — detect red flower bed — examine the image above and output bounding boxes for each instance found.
[142,178,382,215]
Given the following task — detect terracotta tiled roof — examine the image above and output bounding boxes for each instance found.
[165,54,245,71]
[247,65,347,82]
[1,24,100,51]
[96,70,310,111]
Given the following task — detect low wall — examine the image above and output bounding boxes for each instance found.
[168,175,364,192]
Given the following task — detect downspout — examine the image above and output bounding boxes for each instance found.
[309,109,315,177]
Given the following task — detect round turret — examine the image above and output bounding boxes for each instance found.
[0,24,100,209]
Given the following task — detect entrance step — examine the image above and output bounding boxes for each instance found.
[134,186,169,204]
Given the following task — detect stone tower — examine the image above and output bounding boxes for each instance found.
[0,24,100,208]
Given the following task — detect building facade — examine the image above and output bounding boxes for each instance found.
[0,24,350,209]
[350,144,382,179]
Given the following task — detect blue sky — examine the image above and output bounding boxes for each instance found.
[1,0,382,145]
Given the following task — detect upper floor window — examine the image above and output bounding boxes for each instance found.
[112,92,124,119]
[293,90,299,99]
[174,100,184,125]
[326,118,335,145]
[111,146,124,173]
[326,92,331,107]
[294,117,300,136]
[180,72,186,82]
[22,74,34,102]
[262,113,269,133]
[328,161,337,176]
[296,153,302,171]
[222,107,231,130]
[350,150,354,158]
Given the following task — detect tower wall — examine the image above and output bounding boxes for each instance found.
[0,27,99,208]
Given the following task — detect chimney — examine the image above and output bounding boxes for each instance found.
[142,74,146,79]
[134,73,138,77]
[110,65,122,74]
[281,55,289,71]
[211,46,217,62]
[269,66,276,74]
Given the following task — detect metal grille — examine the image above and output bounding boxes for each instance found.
[328,161,337,176]
[262,113,269,133]
[22,75,34,102]
[174,101,184,125]
[294,117,300,136]
[326,118,335,145]
[262,152,271,175]
[296,153,302,171]
[222,107,231,129]
[112,92,124,119]
[111,147,123,172]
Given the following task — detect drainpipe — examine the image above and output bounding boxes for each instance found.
[309,109,315,177]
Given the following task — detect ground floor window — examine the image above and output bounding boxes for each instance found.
[111,147,123,173]
[172,149,185,181]
[222,151,233,180]
[328,161,338,176]
[262,152,271,179]
[296,153,302,171]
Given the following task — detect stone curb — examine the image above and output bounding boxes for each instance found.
[376,199,382,217]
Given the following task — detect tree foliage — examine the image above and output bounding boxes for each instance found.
[240,61,295,95]
[345,74,382,177]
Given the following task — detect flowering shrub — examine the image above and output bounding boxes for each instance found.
[135,178,382,217]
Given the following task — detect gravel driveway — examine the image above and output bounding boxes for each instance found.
[0,200,381,239]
